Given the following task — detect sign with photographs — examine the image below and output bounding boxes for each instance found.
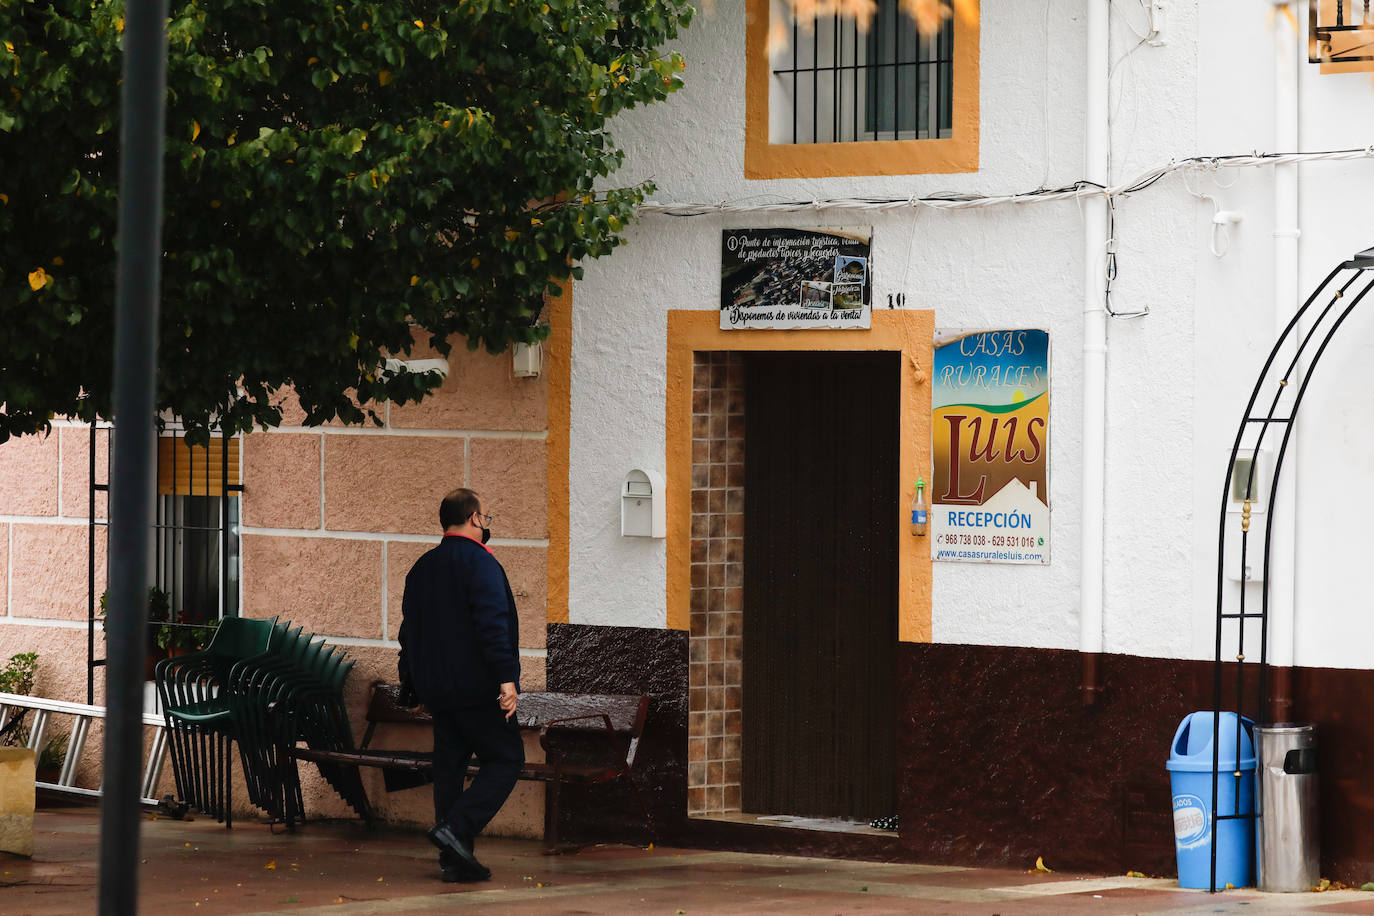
[931,329,1051,565]
[720,228,872,330]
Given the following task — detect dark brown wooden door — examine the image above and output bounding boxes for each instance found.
[742,351,898,820]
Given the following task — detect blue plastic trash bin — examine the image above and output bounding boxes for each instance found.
[1166,711,1257,889]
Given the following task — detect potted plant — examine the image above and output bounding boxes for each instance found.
[0,651,37,697]
[0,651,38,748]
[35,733,67,784]
[99,587,219,677]
[156,605,220,655]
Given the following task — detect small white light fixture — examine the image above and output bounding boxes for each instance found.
[512,342,543,378]
[381,357,449,379]
[621,469,666,538]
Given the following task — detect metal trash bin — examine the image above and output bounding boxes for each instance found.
[1256,724,1319,892]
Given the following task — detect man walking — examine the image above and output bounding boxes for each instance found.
[398,488,523,883]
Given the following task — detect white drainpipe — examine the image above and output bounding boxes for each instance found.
[1079,0,1110,701]
[1269,1,1300,701]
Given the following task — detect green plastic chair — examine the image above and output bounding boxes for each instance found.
[157,616,280,826]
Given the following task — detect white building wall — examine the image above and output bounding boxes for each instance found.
[569,1,1374,668]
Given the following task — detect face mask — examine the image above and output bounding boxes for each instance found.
[481,526,492,545]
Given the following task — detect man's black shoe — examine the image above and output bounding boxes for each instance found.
[441,863,491,883]
[427,823,489,880]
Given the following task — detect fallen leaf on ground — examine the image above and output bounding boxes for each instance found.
[264,861,276,870]
[1032,856,1053,873]
[1126,871,1146,878]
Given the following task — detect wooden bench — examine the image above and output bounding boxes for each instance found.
[285,682,654,850]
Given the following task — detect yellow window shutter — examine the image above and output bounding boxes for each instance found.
[157,436,241,496]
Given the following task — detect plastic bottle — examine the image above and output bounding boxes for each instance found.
[910,477,928,536]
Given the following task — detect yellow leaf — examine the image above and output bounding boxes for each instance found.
[0,193,8,205]
[505,229,520,241]
[264,861,276,870]
[51,256,63,266]
[409,275,419,286]
[116,16,124,32]
[610,58,622,73]
[307,56,319,65]
[334,899,344,904]
[530,217,542,226]
[470,257,480,269]
[191,120,200,141]
[3,41,12,54]
[378,70,392,86]
[27,268,49,291]
[226,131,237,146]
[370,171,379,188]
[348,332,359,349]
[361,21,369,31]
[1034,856,1053,873]
[376,876,383,882]
[413,19,425,28]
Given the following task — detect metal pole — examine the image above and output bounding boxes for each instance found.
[100,0,168,911]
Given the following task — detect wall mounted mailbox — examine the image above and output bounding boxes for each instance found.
[622,469,665,538]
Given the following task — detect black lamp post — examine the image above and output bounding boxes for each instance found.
[100,0,167,912]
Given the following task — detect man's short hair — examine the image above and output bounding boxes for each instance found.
[440,488,481,530]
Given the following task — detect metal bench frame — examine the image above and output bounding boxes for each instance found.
[286,682,655,851]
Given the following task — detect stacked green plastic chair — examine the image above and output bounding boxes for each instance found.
[225,625,314,817]
[158,619,364,828]
[230,635,338,823]
[155,617,280,826]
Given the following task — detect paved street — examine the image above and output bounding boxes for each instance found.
[5,807,1374,915]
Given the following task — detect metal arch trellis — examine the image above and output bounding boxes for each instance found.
[1209,244,1374,892]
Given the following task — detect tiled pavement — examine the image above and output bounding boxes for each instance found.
[6,807,1374,915]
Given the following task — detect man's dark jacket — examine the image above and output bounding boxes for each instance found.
[398,535,520,709]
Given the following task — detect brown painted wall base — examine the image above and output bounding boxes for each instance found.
[548,624,1374,883]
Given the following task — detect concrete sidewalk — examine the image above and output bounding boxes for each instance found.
[5,807,1374,915]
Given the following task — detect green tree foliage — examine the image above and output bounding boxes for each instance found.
[0,0,690,443]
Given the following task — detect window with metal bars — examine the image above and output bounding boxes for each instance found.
[155,433,242,636]
[770,0,954,145]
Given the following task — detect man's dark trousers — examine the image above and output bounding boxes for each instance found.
[432,702,525,855]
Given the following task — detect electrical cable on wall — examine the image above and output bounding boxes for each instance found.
[636,146,1374,216]
[634,146,1374,319]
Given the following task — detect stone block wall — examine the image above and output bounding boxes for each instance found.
[0,333,551,834]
